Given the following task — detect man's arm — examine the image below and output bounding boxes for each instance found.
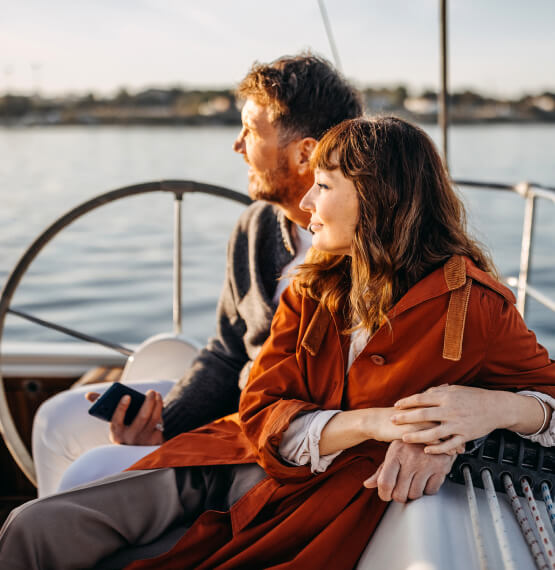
[161,316,248,438]
[160,217,253,438]
[99,203,287,444]
[86,276,249,444]
[162,203,287,438]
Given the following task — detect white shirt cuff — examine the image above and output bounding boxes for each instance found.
[278,410,343,473]
[517,391,555,447]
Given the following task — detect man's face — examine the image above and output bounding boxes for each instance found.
[233,98,300,204]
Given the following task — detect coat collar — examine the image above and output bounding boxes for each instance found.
[390,255,515,317]
[390,256,465,319]
[300,255,515,359]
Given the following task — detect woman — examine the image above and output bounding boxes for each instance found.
[128,116,555,568]
[1,117,554,569]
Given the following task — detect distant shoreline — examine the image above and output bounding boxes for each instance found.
[1,117,554,127]
[2,87,554,127]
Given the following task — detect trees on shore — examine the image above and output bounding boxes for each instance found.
[1,86,554,126]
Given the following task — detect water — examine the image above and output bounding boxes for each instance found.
[0,124,554,354]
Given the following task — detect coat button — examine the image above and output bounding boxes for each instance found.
[370,354,386,366]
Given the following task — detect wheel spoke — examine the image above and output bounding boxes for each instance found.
[173,194,183,335]
[8,309,134,356]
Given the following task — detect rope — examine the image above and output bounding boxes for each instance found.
[463,466,489,570]
[482,469,517,570]
[541,482,555,533]
[502,474,548,569]
[317,0,343,72]
[522,478,555,568]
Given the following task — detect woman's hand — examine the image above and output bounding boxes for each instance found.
[368,407,436,443]
[391,384,515,454]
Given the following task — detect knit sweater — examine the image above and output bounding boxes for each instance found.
[162,201,295,439]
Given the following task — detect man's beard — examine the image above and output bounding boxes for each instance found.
[248,154,298,205]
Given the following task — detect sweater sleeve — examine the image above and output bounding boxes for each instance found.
[161,302,246,439]
[162,275,245,439]
[161,203,291,439]
[162,211,256,439]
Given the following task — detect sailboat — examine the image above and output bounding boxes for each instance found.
[1,1,555,567]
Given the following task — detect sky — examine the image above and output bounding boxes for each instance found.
[1,0,554,98]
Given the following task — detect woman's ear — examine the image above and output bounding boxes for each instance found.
[293,138,317,176]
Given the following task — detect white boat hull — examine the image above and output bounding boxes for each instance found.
[359,479,551,569]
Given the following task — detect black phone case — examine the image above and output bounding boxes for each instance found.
[88,382,146,425]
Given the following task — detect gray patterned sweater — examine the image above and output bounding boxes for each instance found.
[162,201,296,439]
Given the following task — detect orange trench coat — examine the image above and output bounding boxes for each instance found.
[127,256,555,569]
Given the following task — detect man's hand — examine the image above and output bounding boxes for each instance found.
[363,440,458,503]
[85,390,165,445]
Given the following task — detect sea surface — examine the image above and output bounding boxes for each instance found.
[0,124,554,354]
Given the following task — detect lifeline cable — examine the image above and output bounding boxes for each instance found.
[502,474,548,570]
[463,466,489,570]
[482,469,516,570]
[541,482,555,533]
[522,478,555,569]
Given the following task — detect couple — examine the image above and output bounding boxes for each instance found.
[2,55,555,569]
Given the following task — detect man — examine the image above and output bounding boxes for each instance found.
[32,54,453,501]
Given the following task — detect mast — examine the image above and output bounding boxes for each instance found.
[439,0,449,170]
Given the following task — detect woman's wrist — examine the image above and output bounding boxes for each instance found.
[319,407,395,457]
[505,392,552,435]
[362,407,405,442]
[319,409,376,456]
[352,408,394,442]
[319,405,420,457]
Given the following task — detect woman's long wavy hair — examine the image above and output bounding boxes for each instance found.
[292,116,496,334]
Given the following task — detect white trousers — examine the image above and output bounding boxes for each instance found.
[32,379,176,496]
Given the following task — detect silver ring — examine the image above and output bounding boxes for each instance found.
[155,422,164,432]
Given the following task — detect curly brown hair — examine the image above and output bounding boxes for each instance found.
[237,53,362,142]
[293,116,496,334]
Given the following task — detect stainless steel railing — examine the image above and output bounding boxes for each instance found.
[454,179,555,318]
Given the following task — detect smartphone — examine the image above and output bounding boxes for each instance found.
[88,382,146,425]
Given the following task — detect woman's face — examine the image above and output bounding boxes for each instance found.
[300,167,360,256]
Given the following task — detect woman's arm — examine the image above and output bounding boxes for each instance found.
[240,287,437,479]
[379,295,555,455]
[319,407,435,456]
[391,385,552,454]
